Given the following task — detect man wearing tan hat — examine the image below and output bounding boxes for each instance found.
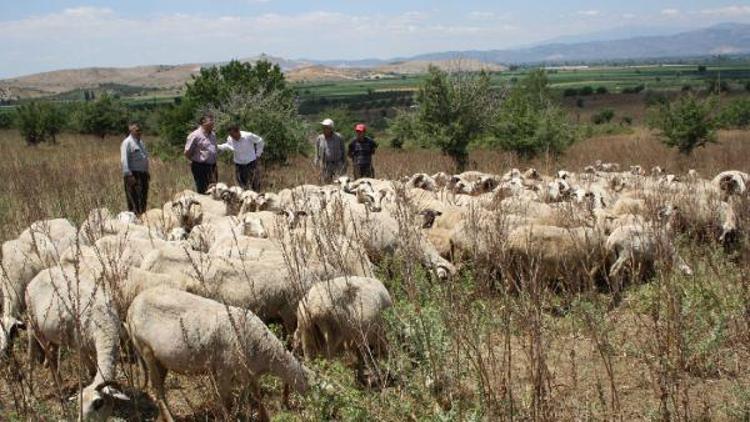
[314,118,347,184]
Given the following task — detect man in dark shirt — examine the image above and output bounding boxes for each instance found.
[348,123,377,179]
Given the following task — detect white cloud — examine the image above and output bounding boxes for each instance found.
[699,5,750,16]
[621,13,637,19]
[661,8,680,16]
[0,8,529,77]
[576,10,600,17]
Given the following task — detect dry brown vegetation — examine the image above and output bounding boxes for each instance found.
[2,128,750,420]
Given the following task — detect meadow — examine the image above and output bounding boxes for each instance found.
[2,121,750,420]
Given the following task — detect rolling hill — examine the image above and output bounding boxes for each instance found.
[0,23,748,100]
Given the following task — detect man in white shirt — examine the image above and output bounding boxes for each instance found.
[120,123,149,214]
[218,124,265,191]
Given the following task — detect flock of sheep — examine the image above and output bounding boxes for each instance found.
[1,161,746,420]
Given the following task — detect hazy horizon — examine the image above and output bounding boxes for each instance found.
[2,1,750,78]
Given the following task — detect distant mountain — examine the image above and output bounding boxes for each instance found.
[1,23,748,100]
[403,23,750,64]
[533,25,691,46]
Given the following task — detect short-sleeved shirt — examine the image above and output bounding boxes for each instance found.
[185,127,217,164]
[348,137,377,167]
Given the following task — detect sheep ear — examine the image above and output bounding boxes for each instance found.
[102,386,131,401]
[295,211,308,217]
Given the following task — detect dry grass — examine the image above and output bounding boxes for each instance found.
[2,128,750,420]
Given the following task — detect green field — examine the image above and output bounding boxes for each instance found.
[292,64,750,99]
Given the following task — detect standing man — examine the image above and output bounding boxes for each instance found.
[121,123,149,215]
[218,124,265,191]
[184,115,218,194]
[348,123,377,179]
[314,118,347,184]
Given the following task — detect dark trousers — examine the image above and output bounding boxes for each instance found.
[353,164,374,179]
[235,161,258,191]
[124,171,149,215]
[191,162,217,194]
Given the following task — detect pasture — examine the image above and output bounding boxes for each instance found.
[2,127,750,420]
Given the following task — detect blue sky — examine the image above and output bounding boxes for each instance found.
[1,1,749,78]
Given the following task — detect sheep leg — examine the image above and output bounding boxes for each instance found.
[608,253,628,279]
[249,380,269,422]
[140,344,173,422]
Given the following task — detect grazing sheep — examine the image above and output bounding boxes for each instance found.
[294,276,392,360]
[504,224,607,289]
[127,287,311,421]
[605,205,693,281]
[25,267,129,420]
[1,218,77,355]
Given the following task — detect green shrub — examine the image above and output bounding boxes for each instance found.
[591,108,615,125]
[648,93,718,155]
[158,60,304,164]
[415,66,497,169]
[596,86,609,95]
[15,102,66,145]
[492,70,577,158]
[718,98,750,129]
[0,110,14,129]
[623,84,645,94]
[563,88,579,97]
[72,94,129,139]
[579,85,595,96]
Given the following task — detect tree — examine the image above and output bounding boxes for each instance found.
[15,102,65,145]
[492,70,577,159]
[73,94,129,139]
[158,60,301,163]
[387,109,424,148]
[415,66,497,170]
[207,90,308,165]
[648,94,717,155]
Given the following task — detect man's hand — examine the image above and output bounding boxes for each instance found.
[125,174,136,187]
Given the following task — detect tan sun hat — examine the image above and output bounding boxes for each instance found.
[320,118,334,128]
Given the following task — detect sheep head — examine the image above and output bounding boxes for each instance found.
[0,317,26,356]
[73,380,130,422]
[418,209,442,229]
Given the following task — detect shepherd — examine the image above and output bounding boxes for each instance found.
[348,123,377,179]
[314,118,347,184]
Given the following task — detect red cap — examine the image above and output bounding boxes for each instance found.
[355,124,366,132]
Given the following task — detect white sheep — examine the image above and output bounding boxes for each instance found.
[25,267,130,420]
[127,286,311,421]
[1,218,77,355]
[294,276,393,360]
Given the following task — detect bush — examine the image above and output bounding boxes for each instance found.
[72,94,129,139]
[746,81,750,92]
[718,98,750,129]
[387,109,425,148]
[706,78,731,94]
[591,108,615,125]
[415,66,497,170]
[563,88,579,97]
[492,70,577,158]
[579,85,595,96]
[15,102,66,145]
[623,84,645,94]
[207,90,309,164]
[648,94,718,155]
[158,60,303,164]
[596,86,609,95]
[0,111,14,129]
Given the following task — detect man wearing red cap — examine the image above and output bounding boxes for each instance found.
[348,123,378,179]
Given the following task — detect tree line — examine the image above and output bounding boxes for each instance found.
[3,60,750,167]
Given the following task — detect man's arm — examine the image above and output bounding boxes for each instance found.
[121,140,131,176]
[184,134,195,160]
[217,138,235,153]
[371,138,378,155]
[347,140,354,158]
[254,135,265,158]
[313,136,321,166]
